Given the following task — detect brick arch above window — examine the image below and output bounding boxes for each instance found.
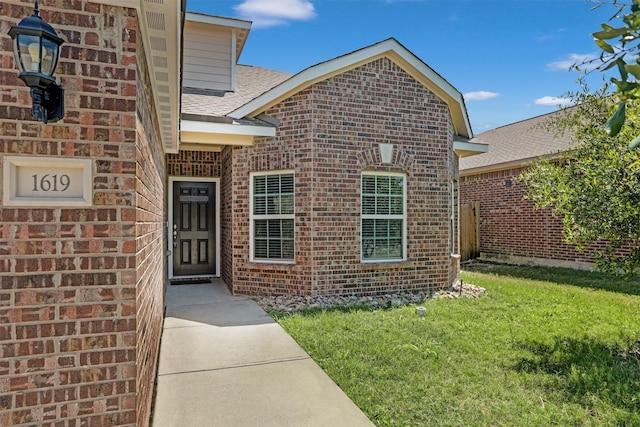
[357,145,415,171]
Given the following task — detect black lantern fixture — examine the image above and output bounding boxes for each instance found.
[8,0,64,123]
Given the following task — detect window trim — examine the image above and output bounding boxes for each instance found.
[361,171,407,263]
[249,170,295,264]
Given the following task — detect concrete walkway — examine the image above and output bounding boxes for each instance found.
[151,280,374,427]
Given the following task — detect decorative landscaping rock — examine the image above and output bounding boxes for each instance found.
[252,281,487,312]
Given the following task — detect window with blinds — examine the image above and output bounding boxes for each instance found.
[250,172,295,262]
[361,172,406,261]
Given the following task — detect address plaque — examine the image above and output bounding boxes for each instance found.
[3,156,93,206]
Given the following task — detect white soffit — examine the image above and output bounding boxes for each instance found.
[454,141,488,158]
[229,38,473,139]
[180,120,276,142]
[94,0,182,153]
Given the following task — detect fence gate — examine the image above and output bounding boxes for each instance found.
[460,202,480,261]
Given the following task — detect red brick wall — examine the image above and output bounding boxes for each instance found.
[167,150,221,177]
[228,58,458,296]
[133,25,165,427]
[460,167,598,265]
[0,2,162,425]
[221,147,234,288]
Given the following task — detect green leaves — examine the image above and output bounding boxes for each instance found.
[626,64,640,80]
[595,38,615,53]
[592,25,629,40]
[521,93,640,276]
[590,2,640,147]
[605,101,626,136]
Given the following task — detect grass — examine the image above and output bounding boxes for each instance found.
[274,264,640,426]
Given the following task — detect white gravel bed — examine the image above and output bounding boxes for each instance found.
[252,281,486,312]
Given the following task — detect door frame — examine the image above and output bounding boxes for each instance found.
[168,176,221,279]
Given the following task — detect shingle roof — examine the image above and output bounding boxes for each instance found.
[181,65,292,117]
[460,109,574,174]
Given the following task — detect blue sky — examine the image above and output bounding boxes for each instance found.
[186,0,616,135]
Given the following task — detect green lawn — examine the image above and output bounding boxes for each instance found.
[275,264,640,426]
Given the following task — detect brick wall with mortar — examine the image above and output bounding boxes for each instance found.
[221,147,234,288]
[133,23,165,427]
[166,150,221,178]
[460,167,608,265]
[229,58,458,296]
[0,1,163,425]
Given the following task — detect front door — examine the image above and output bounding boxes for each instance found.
[172,181,216,277]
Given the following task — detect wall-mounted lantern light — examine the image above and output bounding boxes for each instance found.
[8,0,64,123]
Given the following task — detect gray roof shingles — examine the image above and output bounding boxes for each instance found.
[181,64,292,117]
[460,110,574,173]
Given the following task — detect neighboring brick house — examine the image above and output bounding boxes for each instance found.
[0,3,485,426]
[459,110,603,268]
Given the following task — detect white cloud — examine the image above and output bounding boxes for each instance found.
[534,96,573,106]
[536,33,553,42]
[547,53,599,71]
[463,91,499,102]
[234,0,316,27]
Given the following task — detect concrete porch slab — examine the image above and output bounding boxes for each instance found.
[163,298,274,328]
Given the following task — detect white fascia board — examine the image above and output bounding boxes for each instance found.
[460,153,566,176]
[181,120,276,137]
[454,141,488,158]
[186,12,252,30]
[180,132,254,146]
[229,38,472,138]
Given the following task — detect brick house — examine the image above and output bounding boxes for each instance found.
[459,110,605,269]
[180,29,487,296]
[1,2,485,425]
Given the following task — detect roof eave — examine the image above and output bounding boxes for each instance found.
[454,141,488,158]
[95,0,182,154]
[180,119,276,147]
[459,153,566,176]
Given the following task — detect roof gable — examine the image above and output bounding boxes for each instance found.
[228,38,472,139]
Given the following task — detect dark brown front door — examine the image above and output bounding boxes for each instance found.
[172,181,216,277]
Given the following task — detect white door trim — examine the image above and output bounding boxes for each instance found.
[168,176,221,279]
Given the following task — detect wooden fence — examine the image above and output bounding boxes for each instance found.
[460,202,480,261]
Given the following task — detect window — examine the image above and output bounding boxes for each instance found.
[361,172,406,262]
[250,172,295,262]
